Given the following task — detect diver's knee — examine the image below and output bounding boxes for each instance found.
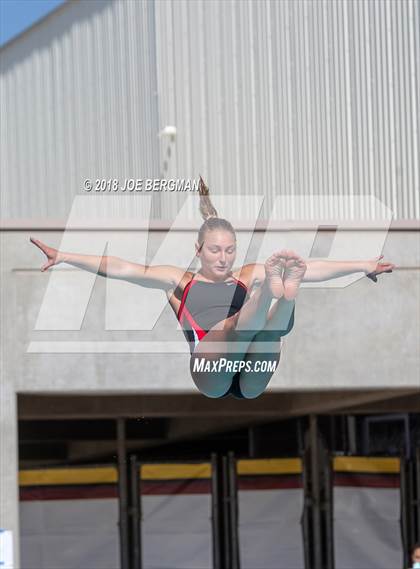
[190,359,234,398]
[193,377,233,398]
[239,386,266,399]
[199,386,229,398]
[282,310,295,335]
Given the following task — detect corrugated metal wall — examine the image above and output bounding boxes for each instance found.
[1,0,419,221]
[155,0,420,221]
[0,0,160,220]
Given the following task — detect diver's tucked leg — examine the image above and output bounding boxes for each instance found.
[190,348,238,398]
[199,250,292,348]
[189,251,305,398]
[237,338,282,399]
[189,292,283,398]
[188,266,276,392]
[236,289,298,399]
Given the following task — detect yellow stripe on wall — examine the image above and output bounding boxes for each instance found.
[333,457,400,474]
[140,463,211,480]
[237,458,302,475]
[20,467,118,486]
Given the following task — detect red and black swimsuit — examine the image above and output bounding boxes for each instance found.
[177,276,248,354]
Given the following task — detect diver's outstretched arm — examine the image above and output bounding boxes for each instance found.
[29,237,184,290]
[303,256,395,282]
[238,255,394,287]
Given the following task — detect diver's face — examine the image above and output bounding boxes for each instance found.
[196,230,236,279]
[413,548,420,563]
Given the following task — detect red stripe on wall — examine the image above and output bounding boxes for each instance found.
[20,484,118,501]
[20,480,213,500]
[140,479,212,495]
[238,475,303,491]
[333,474,400,489]
[20,477,306,500]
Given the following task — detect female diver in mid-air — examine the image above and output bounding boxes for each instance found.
[30,177,394,399]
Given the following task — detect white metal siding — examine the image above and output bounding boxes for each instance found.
[154,0,420,220]
[1,0,160,220]
[1,0,419,221]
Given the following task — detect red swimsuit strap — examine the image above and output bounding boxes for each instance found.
[180,304,207,338]
[232,277,248,291]
[177,277,196,321]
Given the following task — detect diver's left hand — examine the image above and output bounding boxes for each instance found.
[365,255,395,282]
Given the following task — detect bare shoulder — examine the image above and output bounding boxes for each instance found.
[232,263,265,288]
[167,265,193,286]
[166,269,194,299]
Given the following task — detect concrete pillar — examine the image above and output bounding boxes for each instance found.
[0,387,20,568]
[1,233,20,567]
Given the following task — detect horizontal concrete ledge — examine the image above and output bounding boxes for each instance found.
[17,389,420,420]
[26,341,192,354]
[1,219,419,231]
[14,266,419,274]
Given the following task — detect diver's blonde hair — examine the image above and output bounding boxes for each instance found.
[198,175,218,220]
[197,175,235,246]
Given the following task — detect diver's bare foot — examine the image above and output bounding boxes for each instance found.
[282,251,307,300]
[264,251,287,298]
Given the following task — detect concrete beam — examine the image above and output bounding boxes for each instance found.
[334,393,420,414]
[16,391,420,465]
[18,389,418,419]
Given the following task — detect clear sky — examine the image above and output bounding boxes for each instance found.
[0,0,66,47]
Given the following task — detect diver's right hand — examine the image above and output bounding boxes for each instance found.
[30,237,63,271]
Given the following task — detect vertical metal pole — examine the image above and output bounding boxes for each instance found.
[228,452,240,569]
[400,455,409,569]
[416,447,420,542]
[341,416,348,454]
[301,449,311,569]
[248,427,256,458]
[297,418,305,455]
[329,416,336,453]
[211,453,221,569]
[310,414,322,569]
[222,455,230,569]
[324,451,334,569]
[138,463,143,569]
[409,459,416,546]
[130,455,141,569]
[404,414,411,460]
[117,418,130,569]
[347,416,357,455]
